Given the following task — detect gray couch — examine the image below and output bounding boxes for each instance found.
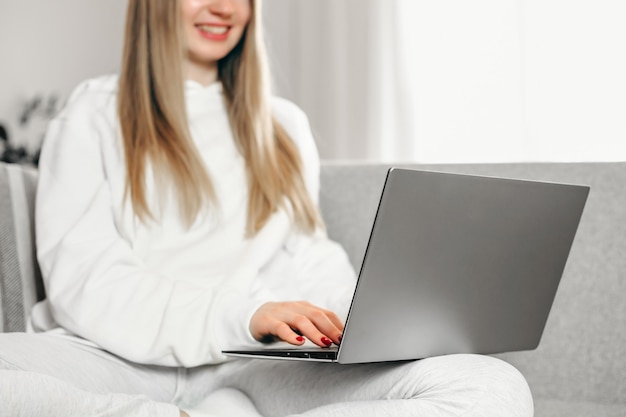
[1,161,625,416]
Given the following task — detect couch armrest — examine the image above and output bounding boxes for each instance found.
[0,162,43,332]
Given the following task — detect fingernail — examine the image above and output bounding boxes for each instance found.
[321,337,332,347]
[296,336,305,342]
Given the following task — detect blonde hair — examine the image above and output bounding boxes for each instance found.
[118,0,321,235]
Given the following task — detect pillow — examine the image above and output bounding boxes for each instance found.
[0,162,43,332]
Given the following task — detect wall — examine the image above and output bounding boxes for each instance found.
[262,0,377,160]
[0,0,127,151]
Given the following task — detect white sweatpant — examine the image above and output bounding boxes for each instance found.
[0,332,533,417]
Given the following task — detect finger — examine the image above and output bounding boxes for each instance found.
[296,304,343,344]
[273,321,306,346]
[309,310,342,344]
[250,303,306,344]
[290,314,336,348]
[321,309,345,335]
[280,303,343,345]
[252,302,343,347]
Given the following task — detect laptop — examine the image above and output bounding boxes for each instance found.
[223,168,590,364]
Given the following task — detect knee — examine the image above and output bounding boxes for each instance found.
[402,354,534,417]
[469,355,534,417]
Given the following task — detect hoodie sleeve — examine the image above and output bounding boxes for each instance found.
[35,81,266,367]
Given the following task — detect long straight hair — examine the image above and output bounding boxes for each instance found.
[118,0,321,235]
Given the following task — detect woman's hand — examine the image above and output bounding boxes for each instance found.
[250,301,344,347]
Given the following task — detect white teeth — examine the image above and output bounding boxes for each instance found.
[198,25,228,35]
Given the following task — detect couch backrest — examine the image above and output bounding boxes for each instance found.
[319,162,626,405]
[0,162,43,333]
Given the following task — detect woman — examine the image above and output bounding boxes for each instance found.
[0,0,533,416]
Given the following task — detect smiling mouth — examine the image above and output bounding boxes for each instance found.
[197,25,229,35]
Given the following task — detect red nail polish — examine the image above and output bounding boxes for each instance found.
[321,337,332,347]
[296,336,305,342]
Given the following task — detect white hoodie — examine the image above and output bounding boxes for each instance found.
[30,76,357,367]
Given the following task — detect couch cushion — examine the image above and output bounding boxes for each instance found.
[0,162,43,332]
[534,398,626,417]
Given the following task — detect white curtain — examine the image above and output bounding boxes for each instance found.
[263,0,411,160]
[265,0,626,163]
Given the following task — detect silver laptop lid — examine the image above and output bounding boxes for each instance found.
[337,168,589,364]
